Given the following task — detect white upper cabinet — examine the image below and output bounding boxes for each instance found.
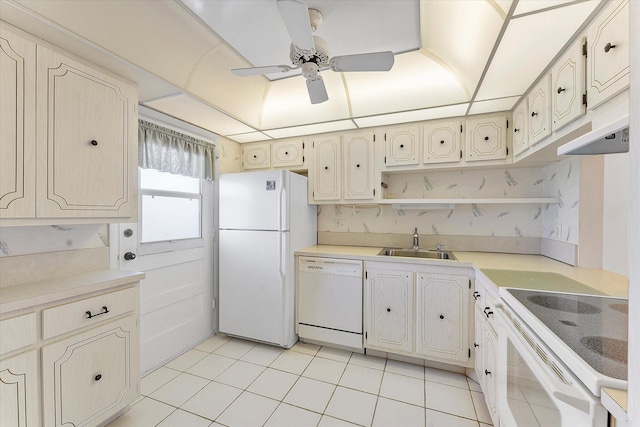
[343,131,376,201]
[36,45,138,220]
[511,98,528,156]
[586,0,629,110]
[552,38,586,131]
[465,116,508,162]
[271,139,304,169]
[384,126,419,167]
[310,136,341,202]
[423,121,462,164]
[243,142,270,170]
[527,74,552,147]
[0,26,36,219]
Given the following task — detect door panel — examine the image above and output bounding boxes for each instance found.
[219,229,287,346]
[219,170,286,231]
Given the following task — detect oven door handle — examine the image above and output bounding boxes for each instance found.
[496,308,592,414]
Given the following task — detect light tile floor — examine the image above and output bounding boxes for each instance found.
[108,335,493,427]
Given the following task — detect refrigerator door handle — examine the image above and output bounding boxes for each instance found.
[279,233,286,280]
[279,174,287,231]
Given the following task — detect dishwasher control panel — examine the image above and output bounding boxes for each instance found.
[298,257,362,278]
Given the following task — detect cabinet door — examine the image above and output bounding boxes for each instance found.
[465,116,507,162]
[243,142,271,170]
[36,45,138,219]
[552,38,586,131]
[343,131,375,200]
[311,136,341,201]
[483,323,498,424]
[415,273,469,363]
[423,121,461,164]
[0,350,39,427]
[473,306,485,386]
[271,139,304,169]
[365,269,414,353]
[384,126,418,166]
[0,26,36,219]
[587,0,629,110]
[42,317,138,427]
[528,74,552,146]
[511,99,529,156]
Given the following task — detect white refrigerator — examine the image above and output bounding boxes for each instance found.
[219,170,317,348]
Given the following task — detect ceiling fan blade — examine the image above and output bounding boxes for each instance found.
[330,51,395,72]
[231,65,293,76]
[306,76,329,104]
[277,0,315,52]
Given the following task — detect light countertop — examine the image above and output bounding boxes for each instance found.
[0,269,145,314]
[601,387,628,422]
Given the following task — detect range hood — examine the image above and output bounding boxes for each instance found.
[557,115,629,155]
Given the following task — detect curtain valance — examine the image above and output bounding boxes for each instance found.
[138,119,216,180]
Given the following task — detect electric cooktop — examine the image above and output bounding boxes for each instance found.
[506,288,628,381]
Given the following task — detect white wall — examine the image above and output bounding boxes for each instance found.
[602,153,629,276]
[219,136,242,173]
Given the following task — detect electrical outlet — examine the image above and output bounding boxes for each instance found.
[555,224,562,239]
[334,219,345,230]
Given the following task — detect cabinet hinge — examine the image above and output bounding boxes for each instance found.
[460,150,462,159]
[365,332,368,339]
[303,142,305,149]
[460,124,463,133]
[373,189,376,196]
[373,134,376,142]
[384,156,387,164]
[469,279,471,289]
[582,41,587,56]
[506,146,509,156]
[365,271,368,279]
[506,119,509,129]
[468,348,471,358]
[384,133,387,141]
[583,93,587,106]
[312,141,315,148]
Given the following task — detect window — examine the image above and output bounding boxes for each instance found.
[139,168,203,252]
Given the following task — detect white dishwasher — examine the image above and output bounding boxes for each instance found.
[297,257,363,350]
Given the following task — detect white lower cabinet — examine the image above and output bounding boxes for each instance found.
[42,316,137,427]
[365,268,414,353]
[364,261,472,367]
[0,350,39,427]
[416,273,469,363]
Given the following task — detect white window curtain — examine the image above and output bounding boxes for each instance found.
[138,119,216,180]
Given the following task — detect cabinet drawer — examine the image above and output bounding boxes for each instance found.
[42,287,136,340]
[0,312,37,355]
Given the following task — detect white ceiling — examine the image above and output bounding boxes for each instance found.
[2,0,604,142]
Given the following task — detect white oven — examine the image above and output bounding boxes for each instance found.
[496,302,607,427]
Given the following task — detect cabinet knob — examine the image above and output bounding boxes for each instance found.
[324,166,328,170]
[531,112,538,117]
[95,374,102,381]
[124,252,136,260]
[356,164,360,168]
[439,315,444,320]
[485,369,491,376]
[514,128,519,133]
[386,307,391,313]
[90,139,98,146]
[400,144,404,148]
[557,87,566,94]
[285,151,289,155]
[440,140,445,144]
[253,155,257,158]
[604,42,616,53]
[484,136,489,141]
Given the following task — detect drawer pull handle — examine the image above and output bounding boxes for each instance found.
[484,307,493,318]
[474,343,480,348]
[86,306,109,319]
[604,43,616,53]
[473,291,480,300]
[514,128,519,133]
[531,112,538,117]
[95,374,102,381]
[557,87,566,94]
[485,369,491,376]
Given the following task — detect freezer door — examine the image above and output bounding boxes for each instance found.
[219,170,288,231]
[219,230,290,346]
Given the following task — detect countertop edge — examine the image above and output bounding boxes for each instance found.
[601,387,628,421]
[1,269,145,314]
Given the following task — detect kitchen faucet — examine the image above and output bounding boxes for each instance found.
[413,227,419,251]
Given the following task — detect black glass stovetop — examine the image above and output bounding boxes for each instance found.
[508,288,628,380]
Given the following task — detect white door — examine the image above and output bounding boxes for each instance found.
[219,229,288,346]
[110,169,215,375]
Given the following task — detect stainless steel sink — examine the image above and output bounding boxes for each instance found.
[380,248,456,260]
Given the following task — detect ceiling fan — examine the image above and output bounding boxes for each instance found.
[231,0,395,104]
